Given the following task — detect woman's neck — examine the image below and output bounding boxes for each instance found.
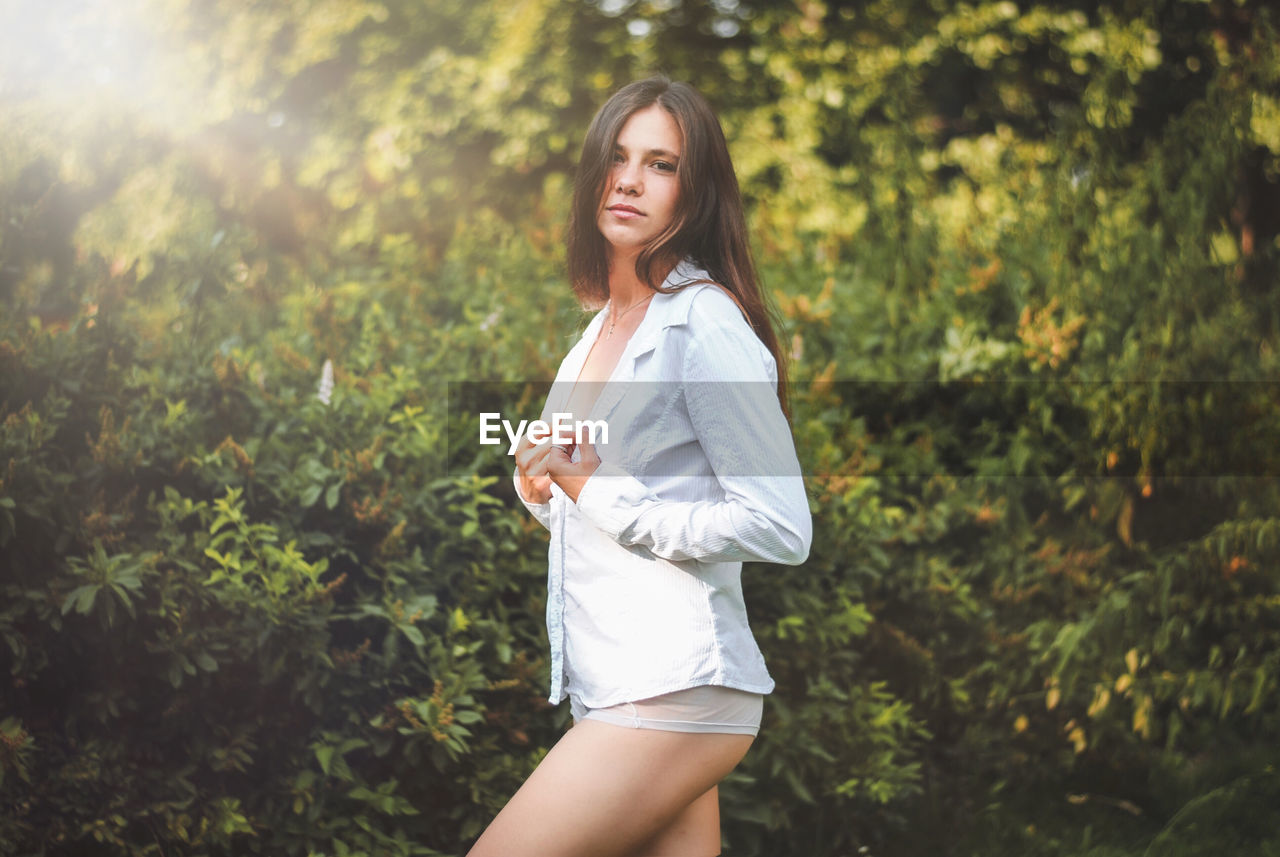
[606,253,673,308]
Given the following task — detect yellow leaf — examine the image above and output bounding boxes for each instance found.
[812,360,837,397]
[1087,686,1111,718]
[1046,687,1061,710]
[818,277,835,303]
[1014,715,1029,733]
[1068,724,1087,754]
[1132,695,1152,738]
[1115,674,1133,694]
[1117,495,1134,545]
[1125,648,1139,674]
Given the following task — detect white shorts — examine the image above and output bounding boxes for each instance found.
[569,685,763,737]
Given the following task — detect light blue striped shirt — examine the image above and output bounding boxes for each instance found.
[514,260,812,708]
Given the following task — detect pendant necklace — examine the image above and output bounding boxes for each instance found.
[606,293,654,340]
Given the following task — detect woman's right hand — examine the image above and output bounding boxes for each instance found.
[513,432,558,505]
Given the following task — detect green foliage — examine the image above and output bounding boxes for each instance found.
[0,262,558,853]
[2,0,1279,855]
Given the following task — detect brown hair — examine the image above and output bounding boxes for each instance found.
[567,76,792,418]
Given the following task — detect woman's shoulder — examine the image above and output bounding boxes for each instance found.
[664,266,751,334]
[664,277,775,382]
[686,283,750,330]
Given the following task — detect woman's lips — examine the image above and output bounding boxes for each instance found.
[608,205,643,219]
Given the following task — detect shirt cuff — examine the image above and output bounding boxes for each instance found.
[574,460,651,540]
[513,467,552,529]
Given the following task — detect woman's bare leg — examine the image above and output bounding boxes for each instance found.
[628,785,721,856]
[466,721,752,857]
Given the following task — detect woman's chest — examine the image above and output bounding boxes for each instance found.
[554,333,695,472]
[575,333,629,384]
[562,334,629,421]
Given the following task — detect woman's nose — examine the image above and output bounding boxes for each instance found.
[615,161,641,194]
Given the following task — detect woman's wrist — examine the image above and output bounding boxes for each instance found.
[516,472,553,505]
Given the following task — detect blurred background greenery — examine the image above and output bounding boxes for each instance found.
[2,0,1279,854]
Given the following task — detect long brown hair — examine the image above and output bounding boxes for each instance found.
[567,76,792,419]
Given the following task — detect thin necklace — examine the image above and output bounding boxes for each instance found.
[606,292,654,339]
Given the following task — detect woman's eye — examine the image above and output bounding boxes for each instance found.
[654,161,675,172]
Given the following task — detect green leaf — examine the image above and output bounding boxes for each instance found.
[325,482,342,510]
[337,738,368,754]
[399,624,426,647]
[61,584,97,615]
[315,745,334,775]
[300,484,323,508]
[75,585,99,615]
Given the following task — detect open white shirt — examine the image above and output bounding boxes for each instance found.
[514,260,812,708]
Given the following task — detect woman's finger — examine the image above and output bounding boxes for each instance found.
[544,443,573,474]
[576,438,600,467]
[545,440,600,504]
[515,435,555,474]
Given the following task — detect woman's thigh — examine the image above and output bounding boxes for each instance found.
[466,720,753,857]
[627,784,721,857]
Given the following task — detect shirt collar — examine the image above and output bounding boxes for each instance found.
[564,259,713,422]
[582,257,711,346]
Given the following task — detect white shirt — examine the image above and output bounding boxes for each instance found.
[514,260,812,708]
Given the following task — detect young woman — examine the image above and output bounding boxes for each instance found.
[468,76,811,857]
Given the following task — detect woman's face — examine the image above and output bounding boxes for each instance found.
[596,103,683,260]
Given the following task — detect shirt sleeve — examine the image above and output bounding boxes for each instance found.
[574,312,811,565]
[513,465,552,531]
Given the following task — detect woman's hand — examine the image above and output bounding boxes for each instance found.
[546,438,601,504]
[513,433,555,505]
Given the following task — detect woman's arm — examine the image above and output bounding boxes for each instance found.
[564,304,811,565]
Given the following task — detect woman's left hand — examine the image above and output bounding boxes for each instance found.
[545,439,601,504]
